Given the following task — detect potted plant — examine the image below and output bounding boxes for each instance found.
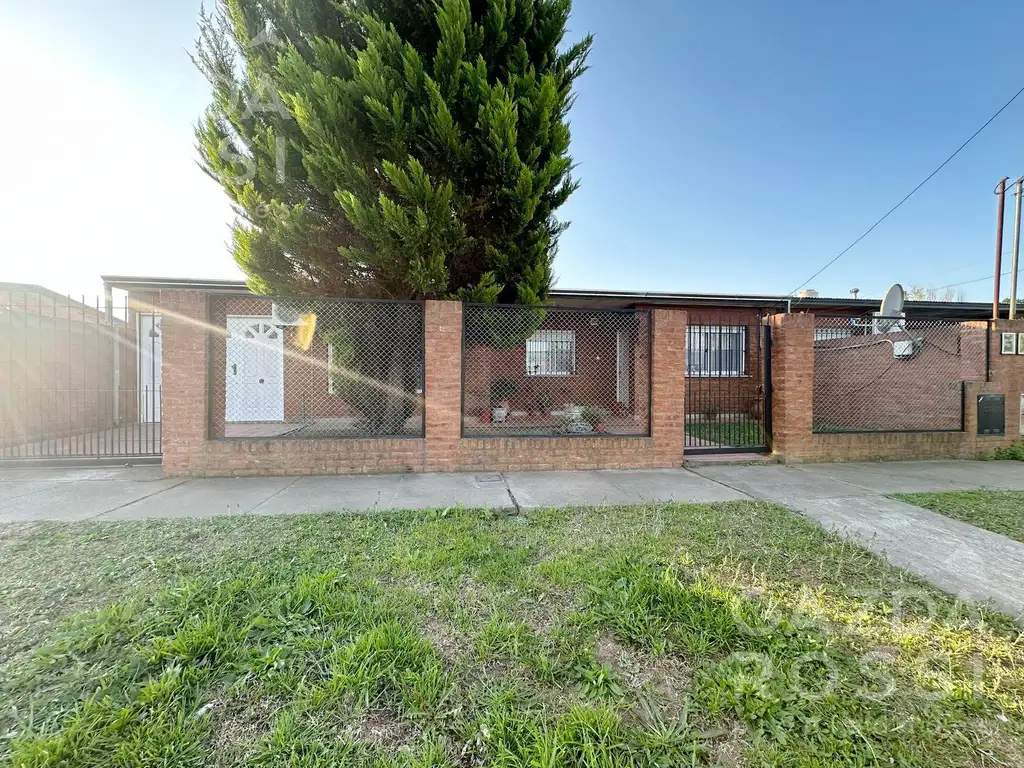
[582,406,611,433]
[489,377,519,423]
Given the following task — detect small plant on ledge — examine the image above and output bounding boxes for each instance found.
[489,377,519,423]
[582,406,611,433]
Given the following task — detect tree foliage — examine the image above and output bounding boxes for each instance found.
[194,0,592,305]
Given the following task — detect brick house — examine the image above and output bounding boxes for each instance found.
[88,275,1024,476]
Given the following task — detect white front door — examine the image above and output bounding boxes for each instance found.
[226,316,285,422]
[138,314,162,422]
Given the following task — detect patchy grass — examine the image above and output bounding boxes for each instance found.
[895,490,1024,543]
[685,422,764,447]
[1,502,1023,767]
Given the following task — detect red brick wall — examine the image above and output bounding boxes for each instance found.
[161,294,686,476]
[812,325,983,432]
[462,312,648,424]
[770,314,1024,462]
[160,290,211,472]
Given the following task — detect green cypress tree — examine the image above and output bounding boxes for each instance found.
[194,0,592,306]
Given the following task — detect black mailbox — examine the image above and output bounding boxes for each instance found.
[977,395,1006,436]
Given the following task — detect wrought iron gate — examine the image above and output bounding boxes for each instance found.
[684,310,770,454]
[0,289,162,461]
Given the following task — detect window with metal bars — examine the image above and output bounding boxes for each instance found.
[686,325,746,377]
[525,330,576,376]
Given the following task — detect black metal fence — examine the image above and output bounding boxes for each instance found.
[812,316,987,433]
[208,296,425,439]
[0,290,162,460]
[685,310,769,453]
[461,304,652,437]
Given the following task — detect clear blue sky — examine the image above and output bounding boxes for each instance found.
[3,0,1024,301]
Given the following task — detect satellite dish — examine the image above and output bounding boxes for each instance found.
[271,302,305,326]
[874,284,906,333]
[879,283,905,316]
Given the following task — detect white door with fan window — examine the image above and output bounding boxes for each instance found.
[138,314,162,422]
[226,316,285,421]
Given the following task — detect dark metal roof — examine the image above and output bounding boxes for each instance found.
[101,275,251,292]
[548,289,1007,319]
[99,276,1009,319]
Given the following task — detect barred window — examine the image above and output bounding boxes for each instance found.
[526,330,575,376]
[687,325,746,377]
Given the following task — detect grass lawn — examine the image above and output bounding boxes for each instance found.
[685,422,764,447]
[894,490,1024,543]
[2,502,1023,767]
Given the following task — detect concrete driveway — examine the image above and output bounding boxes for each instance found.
[2,459,1024,617]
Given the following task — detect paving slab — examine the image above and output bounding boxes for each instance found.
[914,461,1024,491]
[504,468,746,509]
[0,466,165,483]
[0,478,186,522]
[0,480,68,504]
[599,469,749,504]
[505,470,639,509]
[249,474,406,515]
[691,465,874,503]
[792,461,1012,494]
[102,477,297,520]
[390,473,514,511]
[788,494,1024,619]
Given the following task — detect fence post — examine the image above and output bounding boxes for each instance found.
[768,312,815,461]
[424,300,463,471]
[651,308,687,466]
[161,290,210,474]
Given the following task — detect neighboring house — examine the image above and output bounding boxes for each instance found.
[0,283,160,458]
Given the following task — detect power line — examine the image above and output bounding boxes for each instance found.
[789,82,1024,296]
[933,262,1021,293]
[856,250,1013,297]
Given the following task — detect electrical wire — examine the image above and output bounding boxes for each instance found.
[789,83,1024,296]
[931,262,1021,292]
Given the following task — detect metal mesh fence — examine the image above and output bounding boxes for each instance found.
[462,304,651,437]
[812,316,988,433]
[209,296,424,439]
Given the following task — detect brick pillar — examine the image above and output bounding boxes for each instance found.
[424,300,463,471]
[990,319,1024,440]
[768,312,815,461]
[651,308,686,465]
[161,290,210,474]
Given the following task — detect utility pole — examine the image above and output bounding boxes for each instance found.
[994,177,1009,320]
[1011,177,1023,320]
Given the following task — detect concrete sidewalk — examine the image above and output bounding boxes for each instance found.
[3,459,1020,523]
[0,466,749,522]
[1,459,1023,617]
